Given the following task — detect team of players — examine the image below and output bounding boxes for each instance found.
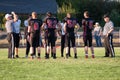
[5,11,115,59]
[25,11,95,59]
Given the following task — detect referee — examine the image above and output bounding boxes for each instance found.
[103,14,115,57]
[5,14,15,59]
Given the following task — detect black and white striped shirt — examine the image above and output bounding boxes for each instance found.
[5,20,14,33]
[103,21,114,35]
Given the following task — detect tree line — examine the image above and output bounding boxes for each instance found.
[0,0,120,29]
[56,0,120,27]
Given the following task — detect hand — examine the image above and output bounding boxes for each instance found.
[11,11,15,15]
[27,36,30,41]
[106,33,109,37]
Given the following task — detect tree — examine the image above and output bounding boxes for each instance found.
[56,0,120,26]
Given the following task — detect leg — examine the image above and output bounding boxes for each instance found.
[26,40,30,57]
[83,35,88,58]
[11,33,15,58]
[45,36,51,59]
[90,46,95,58]
[85,46,88,58]
[89,35,95,58]
[104,36,110,57]
[33,47,36,57]
[46,46,50,59]
[44,39,47,58]
[61,35,65,57]
[73,47,77,58]
[8,40,12,58]
[15,34,20,58]
[95,35,99,47]
[15,47,19,58]
[108,35,115,57]
[52,36,57,59]
[65,47,69,58]
[30,46,34,59]
[98,36,102,47]
[51,46,53,57]
[52,46,56,59]
[71,35,77,58]
[37,46,41,59]
[68,45,71,57]
[65,35,70,58]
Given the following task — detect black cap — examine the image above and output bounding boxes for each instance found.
[103,14,109,18]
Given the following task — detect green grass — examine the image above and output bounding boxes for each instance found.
[0,47,120,80]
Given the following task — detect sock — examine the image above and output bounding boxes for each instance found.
[45,53,49,59]
[53,53,56,59]
[31,53,33,56]
[74,53,77,58]
[45,53,47,57]
[38,53,40,57]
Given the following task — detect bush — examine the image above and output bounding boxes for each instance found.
[110,9,120,27]
[56,0,120,26]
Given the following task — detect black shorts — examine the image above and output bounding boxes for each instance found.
[30,33,40,47]
[14,33,20,48]
[83,35,92,47]
[46,33,56,47]
[65,33,76,47]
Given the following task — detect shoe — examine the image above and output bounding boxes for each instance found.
[16,55,19,58]
[74,55,77,59]
[69,54,71,57]
[61,54,64,57]
[111,55,115,58]
[104,56,109,57]
[74,53,77,59]
[45,54,49,59]
[33,55,36,58]
[53,53,56,59]
[25,55,28,58]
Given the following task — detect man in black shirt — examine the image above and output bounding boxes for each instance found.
[28,12,42,59]
[64,13,80,58]
[82,11,95,58]
[42,12,61,59]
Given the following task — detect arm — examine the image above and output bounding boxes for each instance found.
[56,22,62,36]
[11,12,16,21]
[63,23,67,34]
[82,19,85,29]
[106,22,114,37]
[107,28,114,37]
[99,27,102,36]
[41,23,46,31]
[57,22,62,31]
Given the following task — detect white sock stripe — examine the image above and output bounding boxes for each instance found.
[109,36,115,56]
[11,34,14,57]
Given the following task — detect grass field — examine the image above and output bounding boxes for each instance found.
[0,47,120,80]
